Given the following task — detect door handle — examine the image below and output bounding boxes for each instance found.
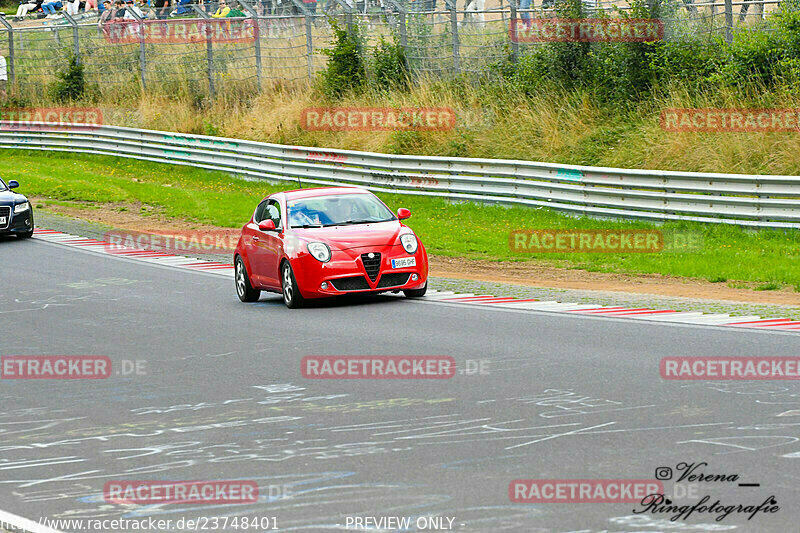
[252,236,260,242]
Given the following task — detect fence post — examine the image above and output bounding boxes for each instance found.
[0,17,14,88]
[192,5,215,98]
[724,0,733,43]
[288,0,315,82]
[238,0,262,89]
[62,11,80,63]
[507,0,518,63]
[445,0,460,75]
[332,0,355,34]
[125,8,147,91]
[384,0,407,48]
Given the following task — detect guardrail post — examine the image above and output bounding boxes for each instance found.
[445,0,460,75]
[0,17,15,88]
[289,0,315,82]
[238,0,262,89]
[384,0,408,48]
[125,8,147,90]
[724,0,733,43]
[507,0,519,63]
[192,5,215,99]
[62,11,80,64]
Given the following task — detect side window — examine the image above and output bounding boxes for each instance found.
[254,200,268,223]
[265,200,282,229]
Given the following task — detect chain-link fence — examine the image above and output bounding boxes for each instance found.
[0,0,785,98]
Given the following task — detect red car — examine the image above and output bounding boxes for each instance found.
[234,187,428,308]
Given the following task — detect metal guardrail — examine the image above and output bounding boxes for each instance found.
[2,122,800,228]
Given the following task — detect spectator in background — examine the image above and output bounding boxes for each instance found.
[519,0,531,28]
[462,0,485,26]
[15,0,43,20]
[225,1,245,16]
[169,0,190,16]
[98,0,114,26]
[42,0,64,18]
[154,0,170,19]
[65,0,80,15]
[111,0,127,20]
[212,0,230,16]
[123,0,143,18]
[84,0,98,13]
[0,55,7,103]
[302,0,317,14]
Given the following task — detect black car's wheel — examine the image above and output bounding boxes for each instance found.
[235,256,260,302]
[404,281,427,298]
[281,261,304,309]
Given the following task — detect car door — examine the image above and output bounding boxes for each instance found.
[244,200,269,286]
[250,199,284,290]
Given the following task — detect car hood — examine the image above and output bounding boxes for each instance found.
[291,221,408,250]
[0,190,26,205]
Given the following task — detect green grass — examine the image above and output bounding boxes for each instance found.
[5,148,800,288]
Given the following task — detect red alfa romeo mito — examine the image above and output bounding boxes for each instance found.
[234,187,429,308]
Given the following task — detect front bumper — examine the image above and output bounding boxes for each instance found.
[0,205,33,235]
[293,244,428,299]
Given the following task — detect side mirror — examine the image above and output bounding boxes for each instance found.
[397,208,411,220]
[258,219,277,231]
[7,180,19,189]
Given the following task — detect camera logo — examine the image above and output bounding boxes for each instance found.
[655,467,673,481]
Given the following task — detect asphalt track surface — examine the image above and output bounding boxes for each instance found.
[2,236,800,533]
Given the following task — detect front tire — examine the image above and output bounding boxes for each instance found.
[281,261,305,309]
[235,256,260,302]
[404,281,427,298]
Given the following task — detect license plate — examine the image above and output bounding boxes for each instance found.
[391,257,416,269]
[0,217,6,225]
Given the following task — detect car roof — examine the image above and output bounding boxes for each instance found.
[280,187,370,200]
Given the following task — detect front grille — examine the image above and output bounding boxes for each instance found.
[330,276,370,291]
[361,252,381,282]
[0,206,9,230]
[376,273,410,288]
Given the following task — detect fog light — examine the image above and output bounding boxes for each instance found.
[320,282,328,290]
[411,274,418,281]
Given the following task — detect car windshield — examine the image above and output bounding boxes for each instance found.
[0,179,6,192]
[287,193,395,229]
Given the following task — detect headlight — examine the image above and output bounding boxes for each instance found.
[307,242,331,262]
[400,233,418,254]
[14,202,30,214]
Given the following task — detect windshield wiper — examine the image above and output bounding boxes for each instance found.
[323,219,387,227]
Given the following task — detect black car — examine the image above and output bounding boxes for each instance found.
[0,177,34,238]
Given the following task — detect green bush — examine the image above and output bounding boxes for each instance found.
[48,55,86,102]
[371,36,410,92]
[319,20,366,98]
